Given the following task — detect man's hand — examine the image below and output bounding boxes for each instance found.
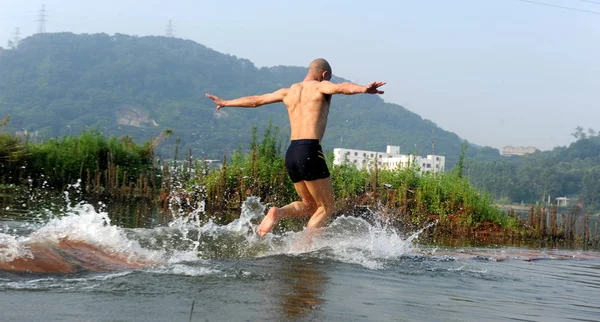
[365,81,386,94]
[206,94,226,110]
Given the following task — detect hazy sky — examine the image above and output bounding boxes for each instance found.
[1,0,598,150]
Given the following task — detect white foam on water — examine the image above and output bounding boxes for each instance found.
[64,271,134,282]
[0,233,33,262]
[160,195,428,270]
[0,193,429,273]
[146,263,220,277]
[0,199,166,268]
[262,215,429,270]
[30,201,165,264]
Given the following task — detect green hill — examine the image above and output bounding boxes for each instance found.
[465,133,600,211]
[0,32,476,167]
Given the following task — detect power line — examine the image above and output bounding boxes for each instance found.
[580,0,600,5]
[515,0,600,15]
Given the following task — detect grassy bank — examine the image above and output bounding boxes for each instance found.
[1,121,597,248]
[0,123,170,198]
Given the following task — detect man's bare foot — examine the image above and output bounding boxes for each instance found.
[257,207,279,237]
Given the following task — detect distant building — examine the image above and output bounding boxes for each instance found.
[555,197,571,207]
[333,145,445,173]
[501,145,538,156]
[15,129,39,139]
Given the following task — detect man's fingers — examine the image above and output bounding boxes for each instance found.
[206,93,220,101]
[370,81,386,88]
[206,93,225,107]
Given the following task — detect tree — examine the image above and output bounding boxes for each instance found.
[465,135,600,211]
[0,32,474,167]
[454,141,468,179]
[587,128,597,137]
[581,168,600,210]
[571,126,586,141]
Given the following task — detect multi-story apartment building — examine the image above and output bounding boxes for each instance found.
[333,145,445,173]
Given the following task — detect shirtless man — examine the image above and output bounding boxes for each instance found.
[206,58,385,237]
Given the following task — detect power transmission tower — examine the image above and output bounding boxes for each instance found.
[8,28,21,49]
[14,28,21,44]
[165,20,176,37]
[37,4,47,34]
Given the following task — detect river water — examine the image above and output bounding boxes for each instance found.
[1,196,599,322]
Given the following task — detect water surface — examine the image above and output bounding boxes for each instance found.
[1,197,599,321]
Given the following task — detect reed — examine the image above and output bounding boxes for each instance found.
[179,125,522,239]
[174,125,598,247]
[1,120,598,248]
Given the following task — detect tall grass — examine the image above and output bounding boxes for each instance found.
[1,119,595,247]
[0,122,167,197]
[184,124,518,234]
[25,130,154,187]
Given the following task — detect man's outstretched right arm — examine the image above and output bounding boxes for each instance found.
[206,88,288,110]
[318,81,386,95]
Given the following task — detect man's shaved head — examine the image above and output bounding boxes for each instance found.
[308,58,332,80]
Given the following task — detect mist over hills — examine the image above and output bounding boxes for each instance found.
[0,32,493,167]
[3,32,600,210]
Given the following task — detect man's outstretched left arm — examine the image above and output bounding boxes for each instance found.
[206,88,288,110]
[318,81,386,96]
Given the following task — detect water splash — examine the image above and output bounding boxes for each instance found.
[0,233,32,262]
[3,190,600,278]
[0,199,165,273]
[0,193,431,272]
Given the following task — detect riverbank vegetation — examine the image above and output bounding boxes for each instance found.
[465,128,600,213]
[0,121,598,249]
[0,121,167,197]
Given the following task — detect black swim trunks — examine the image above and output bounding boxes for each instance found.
[285,139,331,183]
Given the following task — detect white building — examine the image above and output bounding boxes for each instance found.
[333,145,445,173]
[501,146,538,156]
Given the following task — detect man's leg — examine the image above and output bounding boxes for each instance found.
[292,177,335,248]
[303,177,336,230]
[257,181,318,237]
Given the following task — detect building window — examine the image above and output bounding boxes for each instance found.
[346,151,350,155]
[353,159,357,163]
[354,152,358,156]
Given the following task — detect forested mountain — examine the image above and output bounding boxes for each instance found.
[2,32,597,210]
[0,32,473,166]
[465,132,600,211]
